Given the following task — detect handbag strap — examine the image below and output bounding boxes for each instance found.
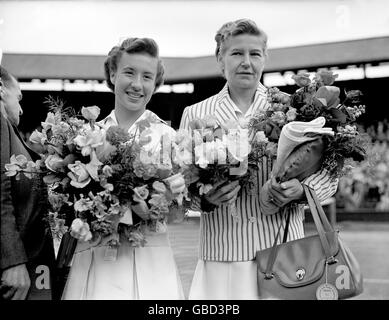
[307,186,333,232]
[264,187,335,279]
[264,206,290,278]
[304,185,335,262]
[282,207,291,243]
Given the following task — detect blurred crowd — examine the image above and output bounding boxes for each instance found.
[336,119,389,211]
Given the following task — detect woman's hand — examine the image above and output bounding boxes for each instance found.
[267,177,304,207]
[204,179,241,207]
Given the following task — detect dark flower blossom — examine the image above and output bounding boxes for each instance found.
[292,72,311,87]
[314,70,338,86]
[105,126,131,146]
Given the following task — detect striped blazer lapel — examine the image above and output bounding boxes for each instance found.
[251,82,269,113]
[214,84,238,126]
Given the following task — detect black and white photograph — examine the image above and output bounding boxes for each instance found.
[1,0,389,308]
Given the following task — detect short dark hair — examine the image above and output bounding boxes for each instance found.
[104,37,164,92]
[215,18,268,58]
[0,65,16,90]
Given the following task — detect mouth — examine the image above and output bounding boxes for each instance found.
[237,72,254,76]
[126,92,144,101]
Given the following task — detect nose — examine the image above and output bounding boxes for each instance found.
[130,75,142,91]
[18,103,23,116]
[241,53,251,67]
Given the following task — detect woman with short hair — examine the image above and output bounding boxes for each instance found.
[180,19,338,299]
[62,38,184,300]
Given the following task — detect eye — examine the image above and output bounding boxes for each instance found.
[251,52,263,57]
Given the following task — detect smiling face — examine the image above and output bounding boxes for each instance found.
[218,34,266,91]
[110,52,158,115]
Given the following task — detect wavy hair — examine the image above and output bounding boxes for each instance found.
[104,37,164,92]
[0,65,15,93]
[215,18,268,59]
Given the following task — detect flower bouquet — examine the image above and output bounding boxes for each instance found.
[104,113,188,232]
[248,70,368,215]
[5,98,188,267]
[5,100,111,265]
[182,115,251,213]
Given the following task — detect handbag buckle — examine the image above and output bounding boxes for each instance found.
[326,256,338,265]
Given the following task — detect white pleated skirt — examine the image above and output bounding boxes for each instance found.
[188,260,259,300]
[62,229,184,300]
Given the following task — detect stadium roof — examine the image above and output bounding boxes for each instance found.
[2,37,389,83]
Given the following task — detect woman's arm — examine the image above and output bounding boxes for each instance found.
[302,168,339,203]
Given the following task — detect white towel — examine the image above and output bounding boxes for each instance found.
[275,117,334,170]
[260,117,334,216]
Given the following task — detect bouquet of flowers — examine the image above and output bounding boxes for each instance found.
[181,115,251,212]
[247,70,368,214]
[5,98,188,253]
[248,87,294,163]
[104,113,188,232]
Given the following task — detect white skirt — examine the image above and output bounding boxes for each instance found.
[62,229,184,300]
[188,260,259,300]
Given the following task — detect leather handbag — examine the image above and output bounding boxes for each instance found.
[256,185,363,300]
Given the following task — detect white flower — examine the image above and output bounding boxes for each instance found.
[139,124,175,165]
[102,165,113,177]
[193,130,204,146]
[164,173,186,194]
[133,185,149,201]
[173,144,193,166]
[85,151,103,181]
[67,161,91,188]
[254,131,269,144]
[203,115,218,128]
[198,183,213,195]
[286,108,297,122]
[73,127,105,156]
[238,117,249,129]
[74,197,93,212]
[194,138,229,168]
[29,129,47,145]
[4,155,38,178]
[153,181,168,194]
[81,106,100,121]
[70,218,92,242]
[45,154,64,172]
[224,129,251,162]
[41,112,56,131]
[51,122,70,137]
[221,119,240,131]
[194,141,215,168]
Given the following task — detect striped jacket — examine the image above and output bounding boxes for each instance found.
[179,83,338,262]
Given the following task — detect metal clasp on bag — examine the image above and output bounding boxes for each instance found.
[296,268,306,281]
[326,256,338,265]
